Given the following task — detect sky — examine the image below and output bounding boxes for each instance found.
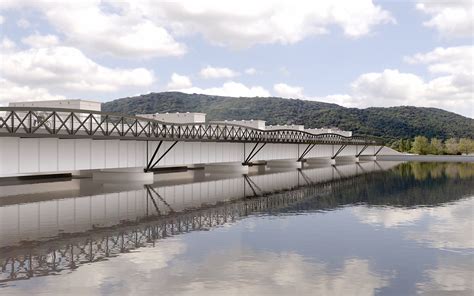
[0,0,472,117]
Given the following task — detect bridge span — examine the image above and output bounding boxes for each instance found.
[0,107,393,178]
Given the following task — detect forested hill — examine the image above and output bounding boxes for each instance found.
[102,92,474,142]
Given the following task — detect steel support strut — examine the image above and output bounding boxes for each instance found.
[145,141,178,172]
[146,141,163,171]
[374,145,384,156]
[243,142,266,165]
[298,144,317,161]
[355,145,369,158]
[331,144,347,159]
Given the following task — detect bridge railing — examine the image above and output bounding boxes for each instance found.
[0,107,382,145]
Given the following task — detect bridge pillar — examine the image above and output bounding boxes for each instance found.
[306,157,336,166]
[204,162,249,174]
[334,155,358,164]
[266,159,301,169]
[358,155,377,161]
[92,168,153,183]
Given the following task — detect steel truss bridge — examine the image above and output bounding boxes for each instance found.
[0,174,365,285]
[0,107,382,146]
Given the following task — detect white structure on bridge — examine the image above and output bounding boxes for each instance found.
[0,99,398,179]
[211,119,266,130]
[137,112,206,124]
[266,124,305,131]
[9,99,101,111]
[305,128,352,137]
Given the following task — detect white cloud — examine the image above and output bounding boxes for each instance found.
[178,81,270,97]
[0,15,4,25]
[0,1,394,54]
[0,79,66,106]
[0,37,16,52]
[167,73,192,89]
[416,0,474,38]
[245,68,257,75]
[274,46,473,117]
[108,0,395,48]
[405,46,472,76]
[2,0,186,58]
[0,45,156,93]
[273,83,304,98]
[16,18,30,28]
[22,33,59,47]
[346,46,474,117]
[200,66,239,79]
[351,69,426,106]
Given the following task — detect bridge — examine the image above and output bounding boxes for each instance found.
[0,107,392,179]
[0,161,399,284]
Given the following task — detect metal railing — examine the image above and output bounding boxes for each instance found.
[0,107,383,145]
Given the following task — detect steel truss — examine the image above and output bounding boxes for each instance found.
[0,107,383,146]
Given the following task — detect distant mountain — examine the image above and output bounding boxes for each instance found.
[102,92,474,142]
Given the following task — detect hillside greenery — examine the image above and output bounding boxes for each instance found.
[392,136,474,155]
[102,92,474,144]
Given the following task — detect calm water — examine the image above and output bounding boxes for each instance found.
[0,161,473,295]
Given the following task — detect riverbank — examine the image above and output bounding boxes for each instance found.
[377,154,474,162]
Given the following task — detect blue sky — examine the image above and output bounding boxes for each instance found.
[0,0,472,117]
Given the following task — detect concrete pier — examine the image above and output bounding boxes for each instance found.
[92,168,154,183]
[306,157,336,165]
[266,159,301,169]
[334,156,358,164]
[204,162,249,174]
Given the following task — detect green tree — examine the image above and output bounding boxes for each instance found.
[388,139,399,151]
[458,138,474,155]
[445,138,459,155]
[430,138,444,155]
[403,139,412,152]
[411,136,430,155]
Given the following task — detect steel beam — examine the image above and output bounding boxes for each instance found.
[243,142,266,165]
[145,141,178,171]
[298,144,317,161]
[331,144,347,159]
[355,145,369,158]
[374,145,384,156]
[145,141,163,171]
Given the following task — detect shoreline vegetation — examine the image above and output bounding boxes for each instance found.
[390,136,474,155]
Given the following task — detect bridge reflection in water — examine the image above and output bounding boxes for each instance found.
[1,161,473,285]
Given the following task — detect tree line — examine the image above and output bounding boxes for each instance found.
[391,136,474,155]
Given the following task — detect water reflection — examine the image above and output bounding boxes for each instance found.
[1,161,473,295]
